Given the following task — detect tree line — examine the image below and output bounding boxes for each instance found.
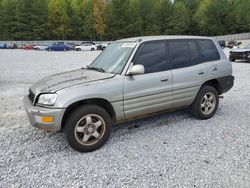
[0,0,249,41]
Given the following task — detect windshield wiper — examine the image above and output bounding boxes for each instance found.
[87,66,105,73]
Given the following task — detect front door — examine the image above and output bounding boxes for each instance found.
[123,41,173,120]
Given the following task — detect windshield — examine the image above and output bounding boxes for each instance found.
[89,42,136,74]
[239,43,250,49]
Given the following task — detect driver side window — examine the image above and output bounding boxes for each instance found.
[134,42,168,74]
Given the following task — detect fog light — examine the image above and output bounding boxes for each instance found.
[42,116,54,123]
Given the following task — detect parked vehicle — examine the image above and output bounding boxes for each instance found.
[46,43,73,51]
[81,41,95,45]
[23,44,36,50]
[218,40,226,49]
[24,36,234,152]
[100,42,111,50]
[66,42,79,49]
[0,43,7,49]
[34,44,50,51]
[7,43,18,49]
[227,40,239,49]
[75,44,97,51]
[229,43,250,62]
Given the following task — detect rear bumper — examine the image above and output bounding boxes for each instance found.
[217,75,234,94]
[23,96,65,132]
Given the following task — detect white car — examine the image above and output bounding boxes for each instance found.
[34,44,50,51]
[75,44,97,51]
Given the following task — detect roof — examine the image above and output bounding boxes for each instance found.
[117,35,212,42]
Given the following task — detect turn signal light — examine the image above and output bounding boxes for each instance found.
[42,116,54,123]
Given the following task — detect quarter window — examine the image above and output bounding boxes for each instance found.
[134,42,168,74]
[197,39,220,62]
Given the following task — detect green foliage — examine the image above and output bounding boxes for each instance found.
[0,0,250,40]
[48,0,71,40]
[166,1,190,34]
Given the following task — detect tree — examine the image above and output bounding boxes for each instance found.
[30,0,48,40]
[167,1,190,34]
[1,0,17,40]
[194,0,213,35]
[93,0,107,40]
[48,0,71,40]
[67,0,84,40]
[205,0,231,36]
[105,0,130,39]
[81,0,94,40]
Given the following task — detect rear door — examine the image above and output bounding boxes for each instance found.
[168,40,208,108]
[123,41,173,120]
[196,39,221,77]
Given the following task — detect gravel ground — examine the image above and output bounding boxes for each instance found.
[0,49,250,188]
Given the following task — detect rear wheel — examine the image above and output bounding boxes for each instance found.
[91,48,95,51]
[191,86,219,119]
[65,104,112,152]
[76,48,81,51]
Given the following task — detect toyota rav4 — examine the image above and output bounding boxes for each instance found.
[24,36,234,152]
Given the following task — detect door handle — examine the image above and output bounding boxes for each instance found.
[161,78,169,82]
[198,72,204,75]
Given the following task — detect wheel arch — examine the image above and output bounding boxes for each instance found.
[201,79,222,95]
[61,98,116,131]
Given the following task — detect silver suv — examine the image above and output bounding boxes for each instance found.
[24,36,234,152]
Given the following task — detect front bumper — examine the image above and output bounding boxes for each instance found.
[23,96,66,132]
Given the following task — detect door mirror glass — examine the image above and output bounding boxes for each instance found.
[128,64,145,75]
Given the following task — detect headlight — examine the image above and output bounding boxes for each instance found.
[37,94,57,105]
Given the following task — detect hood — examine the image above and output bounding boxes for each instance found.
[31,69,115,94]
[231,48,250,52]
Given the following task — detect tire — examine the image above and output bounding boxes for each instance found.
[230,58,235,62]
[65,104,112,152]
[91,48,95,51]
[190,86,219,120]
[76,48,81,51]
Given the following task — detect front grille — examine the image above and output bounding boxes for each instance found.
[28,89,35,103]
[231,51,244,56]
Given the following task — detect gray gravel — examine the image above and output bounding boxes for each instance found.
[0,49,250,188]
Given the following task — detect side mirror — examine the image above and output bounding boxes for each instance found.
[127,64,145,75]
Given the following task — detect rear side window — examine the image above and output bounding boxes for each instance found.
[188,41,202,65]
[197,40,220,62]
[134,42,168,74]
[168,41,190,69]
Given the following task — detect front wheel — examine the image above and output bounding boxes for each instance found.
[65,104,112,152]
[229,57,235,62]
[191,86,219,119]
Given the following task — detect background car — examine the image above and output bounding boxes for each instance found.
[100,42,111,50]
[227,40,240,49]
[22,44,36,50]
[34,44,50,51]
[46,43,73,51]
[0,43,7,49]
[7,43,18,49]
[229,43,250,62]
[75,44,97,51]
[218,40,226,48]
